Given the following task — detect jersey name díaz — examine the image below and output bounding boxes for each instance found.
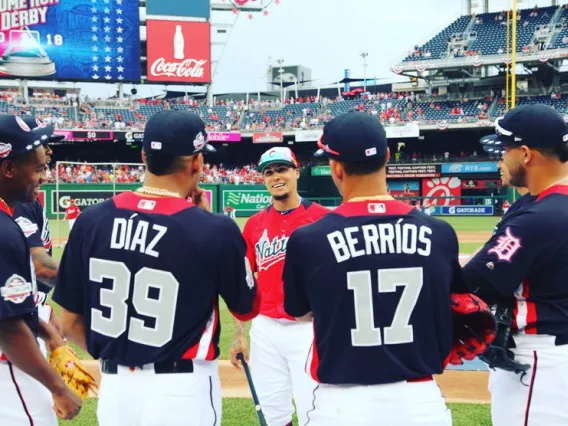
[109,214,168,258]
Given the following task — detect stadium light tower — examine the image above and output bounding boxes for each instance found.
[361,52,369,91]
[276,58,284,101]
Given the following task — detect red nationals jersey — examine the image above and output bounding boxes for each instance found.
[65,205,80,220]
[243,199,328,320]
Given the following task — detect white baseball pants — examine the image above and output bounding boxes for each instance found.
[0,304,56,426]
[249,315,318,426]
[306,379,452,426]
[97,359,221,426]
[490,334,568,426]
[68,219,76,231]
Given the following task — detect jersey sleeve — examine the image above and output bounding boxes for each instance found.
[442,221,470,294]
[52,216,86,315]
[463,210,544,300]
[217,218,260,322]
[0,224,36,320]
[283,229,311,318]
[241,217,258,274]
[13,203,43,249]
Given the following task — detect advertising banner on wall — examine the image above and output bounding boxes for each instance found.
[386,164,441,178]
[385,123,420,139]
[146,0,210,19]
[431,206,494,216]
[442,162,499,174]
[0,0,141,82]
[221,189,271,216]
[295,129,323,142]
[146,21,211,83]
[53,130,115,141]
[461,179,502,190]
[253,132,283,143]
[207,132,241,142]
[421,177,462,206]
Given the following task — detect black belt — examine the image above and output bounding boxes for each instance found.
[100,359,194,375]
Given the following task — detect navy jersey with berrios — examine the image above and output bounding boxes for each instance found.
[283,199,464,385]
[13,200,53,294]
[464,185,568,341]
[52,192,259,367]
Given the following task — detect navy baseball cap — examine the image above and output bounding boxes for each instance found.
[143,110,216,156]
[0,115,45,159]
[480,104,568,154]
[21,116,65,143]
[314,112,388,162]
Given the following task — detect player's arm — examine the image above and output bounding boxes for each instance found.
[13,205,59,287]
[218,218,260,320]
[462,211,543,305]
[283,230,312,321]
[52,217,88,354]
[36,318,66,352]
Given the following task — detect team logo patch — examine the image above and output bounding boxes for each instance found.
[15,217,39,237]
[0,143,12,158]
[368,203,386,214]
[15,116,31,132]
[1,275,32,304]
[193,132,205,151]
[137,199,156,210]
[150,141,162,150]
[487,227,522,262]
[255,229,289,271]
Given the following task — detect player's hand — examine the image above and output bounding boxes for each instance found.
[230,329,249,370]
[52,386,82,420]
[191,186,211,212]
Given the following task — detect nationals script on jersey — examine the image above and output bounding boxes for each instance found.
[242,200,328,320]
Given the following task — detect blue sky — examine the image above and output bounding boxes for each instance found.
[72,0,555,98]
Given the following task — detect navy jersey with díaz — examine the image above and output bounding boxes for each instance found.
[464,185,568,341]
[283,199,464,385]
[0,208,38,338]
[53,192,259,367]
[13,200,53,294]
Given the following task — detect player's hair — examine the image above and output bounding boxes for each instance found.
[534,142,568,163]
[339,155,387,176]
[144,151,187,176]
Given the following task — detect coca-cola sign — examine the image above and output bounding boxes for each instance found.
[146,21,211,83]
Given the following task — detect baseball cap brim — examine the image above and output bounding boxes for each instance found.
[257,159,297,173]
[202,143,216,153]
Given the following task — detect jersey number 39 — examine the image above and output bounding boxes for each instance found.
[348,267,423,347]
[89,258,179,348]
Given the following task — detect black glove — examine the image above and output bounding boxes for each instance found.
[478,302,531,374]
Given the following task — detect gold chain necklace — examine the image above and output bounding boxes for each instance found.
[135,186,183,198]
[347,195,394,203]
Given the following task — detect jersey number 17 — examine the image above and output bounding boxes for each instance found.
[348,267,423,347]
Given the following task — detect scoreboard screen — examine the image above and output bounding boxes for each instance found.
[0,0,141,82]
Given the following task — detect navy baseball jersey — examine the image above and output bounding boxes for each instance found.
[493,193,536,233]
[283,199,464,385]
[464,185,568,341]
[0,204,38,361]
[13,200,53,294]
[53,192,259,367]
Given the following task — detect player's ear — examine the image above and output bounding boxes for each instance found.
[294,167,300,179]
[329,159,343,181]
[521,145,533,164]
[0,158,16,179]
[192,153,203,174]
[385,147,391,164]
[141,150,147,164]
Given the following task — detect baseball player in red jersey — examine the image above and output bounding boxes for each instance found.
[64,199,80,231]
[230,147,328,426]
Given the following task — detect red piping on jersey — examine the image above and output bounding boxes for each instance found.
[0,200,13,217]
[113,191,195,215]
[333,200,414,217]
[523,351,538,426]
[182,302,220,361]
[536,185,568,202]
[8,362,34,425]
[523,279,537,335]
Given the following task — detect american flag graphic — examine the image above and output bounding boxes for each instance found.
[90,0,127,81]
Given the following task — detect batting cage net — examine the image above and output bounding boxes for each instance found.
[52,161,146,247]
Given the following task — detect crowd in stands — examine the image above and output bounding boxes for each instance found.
[405,4,568,62]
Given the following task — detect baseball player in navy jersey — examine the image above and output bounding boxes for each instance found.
[465,104,568,426]
[52,110,260,426]
[0,114,82,425]
[282,112,493,426]
[230,147,328,426]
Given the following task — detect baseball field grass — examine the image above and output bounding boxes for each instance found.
[48,215,498,425]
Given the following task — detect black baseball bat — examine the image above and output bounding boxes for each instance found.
[237,352,268,426]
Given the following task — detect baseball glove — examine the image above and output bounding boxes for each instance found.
[49,344,97,400]
[445,293,497,367]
